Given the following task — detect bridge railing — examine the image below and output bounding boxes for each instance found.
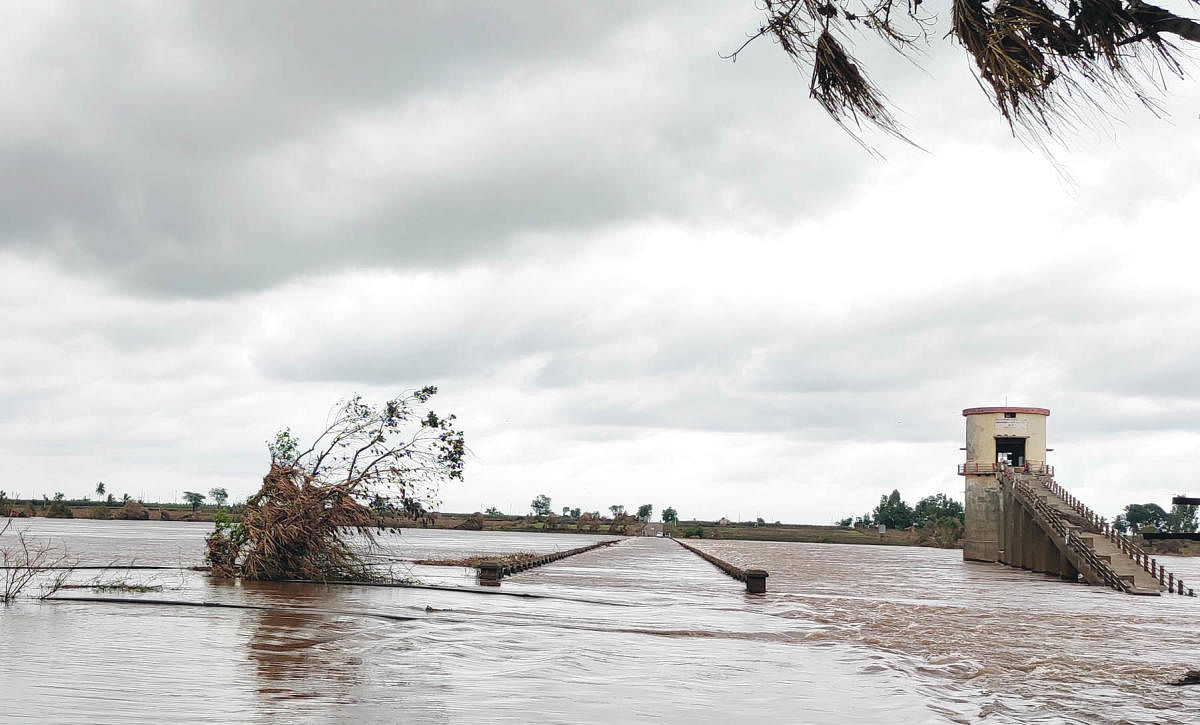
[1022,467,1195,597]
[998,465,1132,593]
[1099,525,1194,595]
[958,462,1055,476]
[958,462,997,475]
[1030,475,1105,532]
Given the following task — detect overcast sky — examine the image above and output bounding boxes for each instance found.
[3,2,1200,523]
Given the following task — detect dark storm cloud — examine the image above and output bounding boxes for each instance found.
[0,1,871,297]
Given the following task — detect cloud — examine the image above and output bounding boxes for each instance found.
[0,1,881,297]
[2,3,1200,524]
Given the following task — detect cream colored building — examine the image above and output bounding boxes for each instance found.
[959,406,1050,562]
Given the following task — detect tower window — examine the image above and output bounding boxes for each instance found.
[1004,412,1017,418]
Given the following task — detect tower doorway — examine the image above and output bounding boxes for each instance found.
[995,437,1026,467]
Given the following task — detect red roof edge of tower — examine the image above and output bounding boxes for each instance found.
[962,406,1050,416]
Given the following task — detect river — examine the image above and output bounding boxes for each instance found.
[1,519,1197,723]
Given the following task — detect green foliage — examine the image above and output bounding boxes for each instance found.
[89,581,162,594]
[1123,503,1169,532]
[267,427,300,465]
[92,505,111,520]
[680,524,706,538]
[569,507,581,518]
[913,494,965,527]
[836,517,853,527]
[95,482,106,497]
[1167,504,1199,534]
[1115,503,1200,534]
[368,494,393,516]
[920,516,964,548]
[662,507,678,524]
[530,494,552,516]
[182,491,206,512]
[872,489,914,529]
[636,504,653,522]
[484,506,503,516]
[609,505,625,517]
[46,494,73,519]
[209,488,229,507]
[206,509,246,577]
[271,389,464,516]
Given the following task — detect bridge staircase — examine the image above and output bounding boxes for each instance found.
[995,464,1194,597]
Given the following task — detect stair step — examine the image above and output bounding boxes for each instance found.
[1128,587,1163,597]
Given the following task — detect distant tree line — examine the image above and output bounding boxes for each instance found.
[0,483,236,519]
[834,490,965,548]
[481,497,682,526]
[838,490,965,530]
[1112,503,1198,534]
[513,495,670,524]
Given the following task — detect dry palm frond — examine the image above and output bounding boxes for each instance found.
[950,0,1192,136]
[810,30,906,140]
[732,0,1200,147]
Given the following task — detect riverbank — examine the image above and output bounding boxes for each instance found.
[669,521,937,547]
[3,505,952,549]
[1142,538,1200,556]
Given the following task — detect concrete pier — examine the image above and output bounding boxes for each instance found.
[961,406,1051,563]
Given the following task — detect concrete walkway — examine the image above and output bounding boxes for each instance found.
[1030,481,1165,593]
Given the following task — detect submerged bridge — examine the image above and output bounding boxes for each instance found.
[960,407,1194,597]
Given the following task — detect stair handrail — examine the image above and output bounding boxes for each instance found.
[1032,474,1105,532]
[1027,469,1194,597]
[997,465,1131,593]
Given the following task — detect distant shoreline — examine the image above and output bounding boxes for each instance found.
[10,508,1198,556]
[4,505,949,549]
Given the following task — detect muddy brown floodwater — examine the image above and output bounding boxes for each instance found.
[2,520,1198,723]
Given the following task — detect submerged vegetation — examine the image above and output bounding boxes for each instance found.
[205,388,465,582]
[1,520,74,603]
[60,580,164,594]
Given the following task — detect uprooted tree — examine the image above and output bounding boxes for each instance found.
[734,0,1200,144]
[205,387,465,581]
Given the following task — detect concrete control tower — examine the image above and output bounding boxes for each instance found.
[959,406,1050,562]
